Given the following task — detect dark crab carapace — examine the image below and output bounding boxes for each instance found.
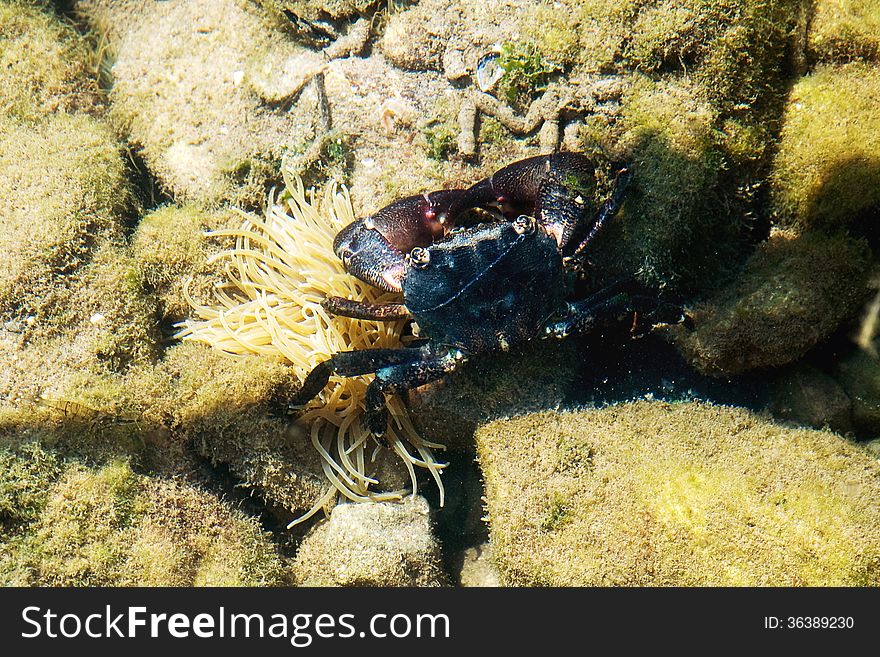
[293,153,681,435]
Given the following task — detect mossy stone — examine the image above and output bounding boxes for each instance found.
[477,401,880,586]
[808,0,880,64]
[670,231,871,375]
[131,205,234,322]
[588,75,740,292]
[0,442,62,525]
[0,459,287,586]
[0,0,100,121]
[832,349,880,437]
[0,113,132,322]
[771,62,880,232]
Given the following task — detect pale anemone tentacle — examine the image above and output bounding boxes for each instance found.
[176,171,446,526]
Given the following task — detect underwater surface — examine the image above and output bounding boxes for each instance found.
[1,0,879,586]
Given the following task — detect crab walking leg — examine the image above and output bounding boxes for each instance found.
[365,351,463,436]
[569,168,632,259]
[322,296,410,321]
[544,286,684,339]
[290,347,427,407]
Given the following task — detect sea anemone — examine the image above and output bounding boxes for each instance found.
[176,164,445,526]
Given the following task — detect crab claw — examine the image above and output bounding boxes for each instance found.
[333,220,407,292]
[445,152,622,255]
[333,189,465,291]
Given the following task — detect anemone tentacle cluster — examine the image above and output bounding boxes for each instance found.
[177,166,445,525]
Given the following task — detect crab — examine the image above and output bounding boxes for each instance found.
[292,153,682,435]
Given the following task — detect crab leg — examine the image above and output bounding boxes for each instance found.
[544,282,684,339]
[568,168,632,259]
[290,347,427,408]
[291,345,463,436]
[322,296,410,320]
[364,350,463,435]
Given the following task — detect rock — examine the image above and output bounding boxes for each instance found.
[292,495,446,586]
[669,231,871,375]
[0,442,62,526]
[457,543,501,587]
[477,401,880,586]
[0,113,133,320]
[130,205,236,323]
[587,75,738,293]
[832,349,880,437]
[862,438,880,460]
[407,339,582,450]
[76,0,321,207]
[770,62,880,232]
[768,364,853,434]
[808,0,880,65]
[0,1,101,121]
[141,342,332,522]
[257,0,377,25]
[0,110,157,410]
[0,458,287,586]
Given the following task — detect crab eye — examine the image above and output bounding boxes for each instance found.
[409,247,431,268]
[512,215,536,235]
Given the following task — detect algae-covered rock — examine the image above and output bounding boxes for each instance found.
[130,205,234,323]
[477,401,880,586]
[408,339,581,450]
[82,0,323,207]
[0,0,100,121]
[129,342,331,522]
[808,0,880,64]
[771,63,880,232]
[623,0,803,116]
[0,459,287,586]
[671,231,871,375]
[457,542,501,587]
[292,495,446,586]
[768,364,853,434]
[0,442,62,526]
[832,349,880,437]
[588,75,739,292]
[0,113,132,321]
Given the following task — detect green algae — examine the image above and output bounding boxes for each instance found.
[517,2,581,71]
[671,231,872,375]
[0,442,62,525]
[496,41,560,110]
[478,401,880,586]
[423,121,458,161]
[0,459,287,586]
[808,0,880,64]
[771,62,880,232]
[0,0,100,121]
[0,112,134,326]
